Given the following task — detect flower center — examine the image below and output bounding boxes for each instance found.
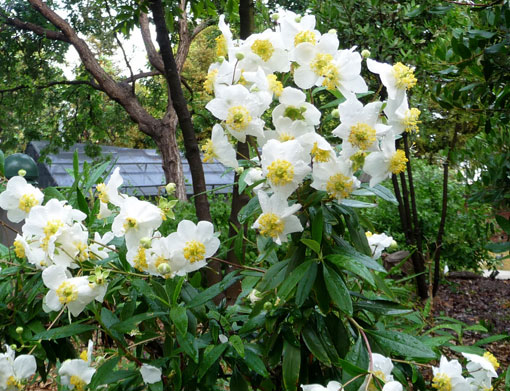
[6,376,23,389]
[266,159,295,186]
[123,217,138,231]
[215,34,227,57]
[484,351,500,370]
[258,213,284,238]
[75,242,89,262]
[348,123,377,150]
[70,375,87,391]
[13,240,25,258]
[18,193,39,213]
[283,105,307,121]
[202,139,216,163]
[350,151,367,171]
[56,281,78,304]
[321,63,340,90]
[368,370,387,391]
[96,183,108,203]
[326,173,354,200]
[432,373,452,391]
[42,219,64,251]
[279,132,295,142]
[267,74,283,97]
[294,30,317,46]
[311,142,331,162]
[311,53,334,77]
[204,69,218,94]
[183,240,206,263]
[389,150,408,174]
[80,349,88,361]
[134,246,148,271]
[392,62,417,90]
[404,108,421,133]
[251,39,274,61]
[226,106,252,132]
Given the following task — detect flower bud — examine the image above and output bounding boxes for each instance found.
[294,16,302,23]
[388,240,398,251]
[165,182,176,195]
[18,169,26,177]
[270,13,279,21]
[217,56,225,63]
[140,237,152,249]
[331,109,339,118]
[361,49,371,59]
[235,52,245,61]
[263,302,273,311]
[10,344,16,350]
[235,166,244,175]
[157,262,172,275]
[16,327,24,335]
[328,29,337,35]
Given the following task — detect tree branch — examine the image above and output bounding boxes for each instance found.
[139,12,164,74]
[0,79,100,94]
[0,9,70,43]
[122,71,161,83]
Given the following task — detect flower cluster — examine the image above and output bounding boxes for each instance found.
[203,10,421,244]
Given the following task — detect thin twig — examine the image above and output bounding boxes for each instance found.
[209,256,265,273]
[28,306,66,354]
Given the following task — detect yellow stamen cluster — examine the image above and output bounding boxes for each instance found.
[80,349,88,361]
[56,281,78,304]
[326,173,354,200]
[70,375,87,391]
[368,370,388,391]
[251,39,275,62]
[226,106,252,132]
[75,242,89,262]
[350,151,367,171]
[284,105,306,121]
[204,69,218,94]
[134,246,148,271]
[215,34,227,57]
[267,74,283,97]
[155,256,168,269]
[294,30,317,46]
[96,183,108,203]
[484,351,500,370]
[389,150,408,174]
[311,53,334,77]
[321,63,340,90]
[404,108,421,133]
[123,217,138,231]
[183,240,206,263]
[13,240,25,258]
[431,373,452,391]
[365,231,373,238]
[279,133,295,142]
[6,376,23,389]
[18,193,39,213]
[348,123,377,150]
[42,219,64,251]
[258,213,284,239]
[311,142,331,163]
[201,139,216,163]
[266,159,295,186]
[393,62,417,90]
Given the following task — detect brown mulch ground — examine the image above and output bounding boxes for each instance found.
[433,276,510,369]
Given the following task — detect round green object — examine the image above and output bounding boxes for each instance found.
[4,153,39,180]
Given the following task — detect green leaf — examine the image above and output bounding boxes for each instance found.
[486,242,510,253]
[505,365,510,391]
[73,149,79,180]
[89,357,120,388]
[229,335,245,357]
[43,187,66,202]
[283,339,301,391]
[311,207,323,244]
[238,168,249,193]
[238,195,261,223]
[354,300,412,316]
[258,259,289,292]
[187,272,241,308]
[327,254,376,287]
[177,332,199,363]
[278,260,313,300]
[245,348,269,376]
[449,345,485,355]
[32,323,96,340]
[198,343,228,380]
[361,183,398,205]
[302,326,331,366]
[0,149,4,176]
[331,236,386,272]
[230,367,249,391]
[170,307,188,336]
[366,330,436,359]
[496,215,510,234]
[295,261,317,307]
[341,200,376,208]
[323,264,353,315]
[300,238,321,254]
[111,311,166,334]
[76,187,89,218]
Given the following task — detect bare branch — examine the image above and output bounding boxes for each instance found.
[0,79,100,94]
[122,71,161,83]
[139,12,164,73]
[0,8,70,43]
[191,20,210,40]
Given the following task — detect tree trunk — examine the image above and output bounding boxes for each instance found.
[154,116,187,200]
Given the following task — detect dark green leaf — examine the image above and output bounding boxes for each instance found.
[301,238,321,254]
[229,335,245,357]
[361,184,398,205]
[354,300,412,316]
[89,357,120,388]
[496,215,510,234]
[198,344,227,380]
[366,330,436,359]
[323,265,353,315]
[279,260,313,300]
[73,149,79,180]
[230,367,249,391]
[187,272,240,308]
[177,332,199,363]
[311,207,324,244]
[327,254,376,287]
[238,196,260,223]
[32,323,96,341]
[283,339,300,391]
[43,187,65,202]
[302,326,331,366]
[170,307,188,336]
[295,261,318,307]
[245,348,269,376]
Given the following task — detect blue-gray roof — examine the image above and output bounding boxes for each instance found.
[25,141,234,196]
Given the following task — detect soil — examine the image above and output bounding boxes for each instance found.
[433,276,510,370]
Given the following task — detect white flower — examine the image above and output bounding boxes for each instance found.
[301,380,343,391]
[0,176,44,223]
[166,220,220,275]
[330,48,368,97]
[96,167,126,207]
[202,124,238,168]
[252,191,303,245]
[462,352,498,378]
[358,353,395,391]
[248,289,262,304]
[237,29,290,74]
[89,232,115,261]
[311,156,360,202]
[206,84,268,142]
[59,358,96,390]
[261,139,311,199]
[298,132,334,163]
[384,96,421,135]
[0,345,36,390]
[272,87,321,131]
[277,10,320,55]
[383,381,403,391]
[363,133,408,187]
[366,232,393,259]
[140,364,162,384]
[42,265,103,317]
[367,59,417,106]
[431,356,469,391]
[111,197,162,249]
